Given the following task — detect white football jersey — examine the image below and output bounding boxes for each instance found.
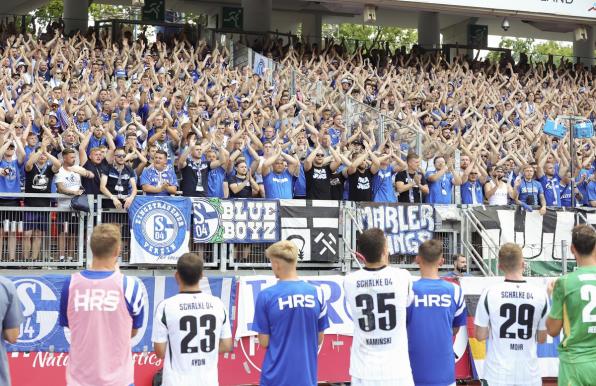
[474,280,549,385]
[152,292,232,386]
[343,266,414,382]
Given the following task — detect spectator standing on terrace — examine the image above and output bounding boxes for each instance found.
[140,149,178,196]
[178,136,228,198]
[513,164,547,215]
[55,148,93,262]
[395,153,428,203]
[304,144,342,200]
[261,145,300,199]
[23,142,61,261]
[0,133,25,262]
[346,142,380,202]
[425,156,462,204]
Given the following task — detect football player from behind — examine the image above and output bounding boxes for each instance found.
[343,228,414,386]
[474,243,549,386]
[407,239,467,386]
[152,253,233,386]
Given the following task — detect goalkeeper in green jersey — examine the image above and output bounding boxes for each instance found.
[547,224,596,386]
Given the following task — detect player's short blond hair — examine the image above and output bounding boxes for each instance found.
[265,240,298,263]
[498,243,523,273]
[90,223,121,259]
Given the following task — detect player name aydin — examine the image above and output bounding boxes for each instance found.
[355,278,394,288]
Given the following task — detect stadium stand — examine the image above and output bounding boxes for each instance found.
[0,21,592,270]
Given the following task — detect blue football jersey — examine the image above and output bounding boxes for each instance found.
[407,278,467,386]
[253,280,329,386]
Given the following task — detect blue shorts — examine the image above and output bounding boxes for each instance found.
[24,212,49,232]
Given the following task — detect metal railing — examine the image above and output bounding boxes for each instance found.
[0,193,90,267]
[0,192,588,277]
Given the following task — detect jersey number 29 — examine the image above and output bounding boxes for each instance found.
[499,303,534,340]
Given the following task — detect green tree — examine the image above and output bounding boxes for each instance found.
[33,0,63,26]
[487,37,534,63]
[487,36,576,64]
[33,0,133,26]
[534,40,573,63]
[322,23,417,51]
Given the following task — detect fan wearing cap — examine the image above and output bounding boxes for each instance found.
[344,228,414,386]
[252,240,329,386]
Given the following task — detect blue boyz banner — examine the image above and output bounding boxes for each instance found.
[129,196,191,264]
[192,198,279,243]
[358,203,436,255]
[7,275,236,353]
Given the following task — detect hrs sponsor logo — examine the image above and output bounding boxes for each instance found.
[73,289,120,312]
[278,294,316,310]
[413,294,452,308]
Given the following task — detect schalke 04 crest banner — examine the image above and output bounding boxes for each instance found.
[191,198,279,243]
[129,197,192,264]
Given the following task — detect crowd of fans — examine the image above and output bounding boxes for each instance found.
[0,24,595,260]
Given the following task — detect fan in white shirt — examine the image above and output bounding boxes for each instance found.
[343,228,414,386]
[474,243,549,386]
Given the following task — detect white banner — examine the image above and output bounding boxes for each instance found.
[236,275,354,338]
[398,0,596,19]
[253,52,272,78]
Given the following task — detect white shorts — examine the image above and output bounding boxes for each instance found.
[351,376,415,386]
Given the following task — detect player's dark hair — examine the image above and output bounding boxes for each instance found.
[357,228,386,264]
[572,224,596,257]
[418,239,443,263]
[176,253,204,285]
[154,149,168,158]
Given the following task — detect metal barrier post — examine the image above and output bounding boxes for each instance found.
[561,240,568,275]
[219,243,227,272]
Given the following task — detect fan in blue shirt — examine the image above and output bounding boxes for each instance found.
[261,148,300,199]
[425,156,462,204]
[587,175,596,207]
[372,153,405,203]
[139,150,178,196]
[460,167,485,205]
[407,239,467,386]
[252,241,329,386]
[514,164,546,214]
[0,140,25,199]
[536,160,566,207]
